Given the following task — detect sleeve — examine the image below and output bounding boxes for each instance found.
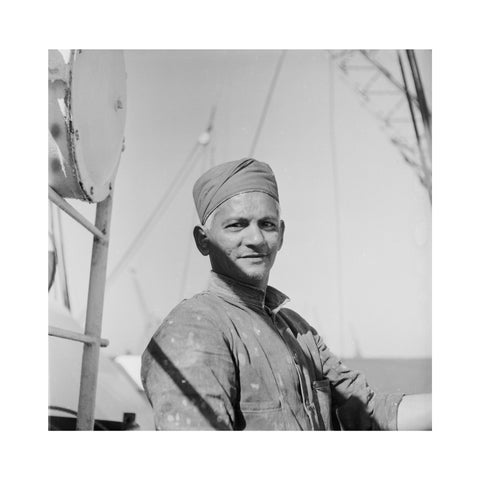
[141,302,238,430]
[316,336,405,431]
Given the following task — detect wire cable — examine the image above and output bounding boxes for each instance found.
[107,108,218,288]
[328,56,348,357]
[249,51,287,157]
[398,52,432,203]
[55,204,71,310]
[49,201,59,301]
[177,150,211,300]
[107,141,202,287]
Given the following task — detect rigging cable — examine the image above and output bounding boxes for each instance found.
[406,50,432,142]
[397,52,432,203]
[107,109,218,289]
[178,106,217,299]
[178,150,211,300]
[206,105,217,167]
[55,204,71,310]
[129,267,157,352]
[328,55,348,357]
[249,50,287,157]
[406,50,432,190]
[48,201,59,301]
[129,267,153,327]
[106,141,203,288]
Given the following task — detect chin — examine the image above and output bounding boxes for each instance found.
[240,268,268,285]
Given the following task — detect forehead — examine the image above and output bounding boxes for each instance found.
[214,192,280,221]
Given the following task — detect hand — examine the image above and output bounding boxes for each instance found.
[397,393,432,430]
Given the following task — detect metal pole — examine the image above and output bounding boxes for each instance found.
[49,187,108,242]
[76,193,113,430]
[49,326,109,347]
[397,52,432,203]
[406,50,432,159]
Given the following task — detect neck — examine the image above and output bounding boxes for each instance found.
[207,271,290,313]
[211,268,268,293]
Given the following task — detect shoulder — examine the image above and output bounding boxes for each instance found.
[278,307,319,336]
[151,292,229,340]
[141,293,232,376]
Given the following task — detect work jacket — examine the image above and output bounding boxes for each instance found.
[141,272,404,430]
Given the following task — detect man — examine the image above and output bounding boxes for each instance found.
[141,158,431,430]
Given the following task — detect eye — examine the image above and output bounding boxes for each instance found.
[261,220,277,230]
[226,222,244,230]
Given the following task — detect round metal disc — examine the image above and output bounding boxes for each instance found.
[69,50,127,202]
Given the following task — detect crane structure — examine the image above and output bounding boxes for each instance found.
[329,50,432,202]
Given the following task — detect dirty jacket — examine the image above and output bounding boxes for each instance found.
[141,272,404,430]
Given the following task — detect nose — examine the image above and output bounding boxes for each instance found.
[243,223,265,247]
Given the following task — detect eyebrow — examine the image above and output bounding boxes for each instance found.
[221,216,246,225]
[221,215,279,225]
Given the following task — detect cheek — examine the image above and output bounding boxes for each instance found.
[211,237,237,259]
[267,233,282,250]
[217,236,240,256]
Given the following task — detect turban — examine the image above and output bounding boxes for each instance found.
[193,158,279,224]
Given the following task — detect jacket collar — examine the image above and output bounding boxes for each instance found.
[207,271,290,313]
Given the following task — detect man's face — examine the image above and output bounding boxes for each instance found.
[203,191,284,290]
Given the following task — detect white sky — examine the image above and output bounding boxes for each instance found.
[51,50,432,358]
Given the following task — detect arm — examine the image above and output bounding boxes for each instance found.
[141,303,237,430]
[279,308,403,430]
[316,335,404,430]
[397,393,432,430]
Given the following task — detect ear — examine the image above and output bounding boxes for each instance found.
[193,225,210,256]
[278,220,285,251]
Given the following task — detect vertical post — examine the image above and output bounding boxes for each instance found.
[76,193,114,430]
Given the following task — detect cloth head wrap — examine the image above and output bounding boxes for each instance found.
[193,158,279,225]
